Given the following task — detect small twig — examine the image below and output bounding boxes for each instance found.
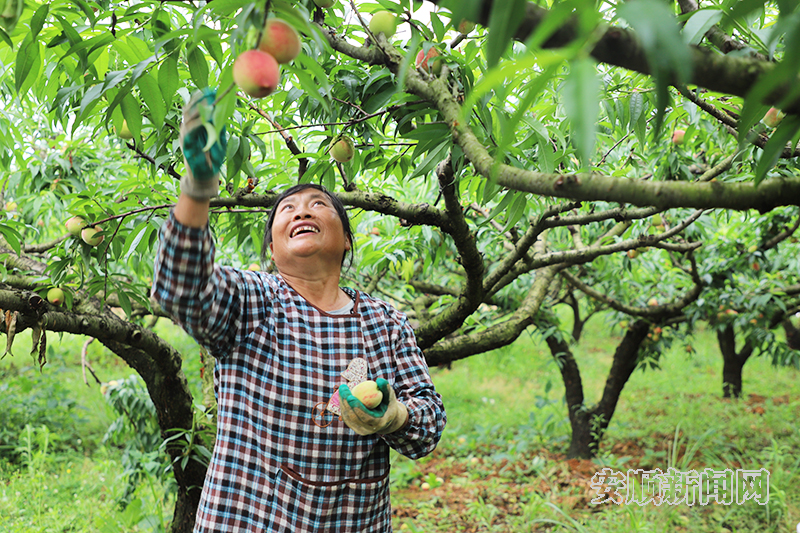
[212,82,237,107]
[89,204,174,228]
[255,0,272,48]
[81,337,101,386]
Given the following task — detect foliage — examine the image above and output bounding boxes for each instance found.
[2,0,800,528]
[0,365,87,463]
[103,374,175,507]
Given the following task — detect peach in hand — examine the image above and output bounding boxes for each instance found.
[351,380,383,408]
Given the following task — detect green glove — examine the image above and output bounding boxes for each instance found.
[339,378,409,436]
[179,88,228,200]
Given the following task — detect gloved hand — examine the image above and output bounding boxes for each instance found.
[339,378,409,436]
[179,88,228,200]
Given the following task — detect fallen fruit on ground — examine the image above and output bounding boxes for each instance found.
[259,18,301,64]
[369,10,398,38]
[65,215,85,236]
[416,45,443,75]
[352,380,383,408]
[81,225,104,246]
[329,135,355,162]
[233,49,280,98]
[47,287,65,306]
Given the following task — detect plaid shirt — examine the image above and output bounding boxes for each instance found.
[152,213,446,532]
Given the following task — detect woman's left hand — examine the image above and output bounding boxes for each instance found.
[339,378,408,436]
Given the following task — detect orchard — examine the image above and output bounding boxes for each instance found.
[1,0,800,531]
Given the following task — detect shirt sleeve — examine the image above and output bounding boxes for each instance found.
[151,211,263,358]
[380,317,447,459]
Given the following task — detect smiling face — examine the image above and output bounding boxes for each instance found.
[267,187,352,275]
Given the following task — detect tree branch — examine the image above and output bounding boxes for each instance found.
[422,264,560,365]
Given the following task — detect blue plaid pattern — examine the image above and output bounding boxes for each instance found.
[152,212,446,532]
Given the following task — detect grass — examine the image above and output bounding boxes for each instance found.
[1,312,798,532]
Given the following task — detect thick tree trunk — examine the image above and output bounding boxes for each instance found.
[782,319,800,350]
[546,320,650,458]
[100,338,207,533]
[716,325,753,399]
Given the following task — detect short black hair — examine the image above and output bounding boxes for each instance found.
[261,183,354,269]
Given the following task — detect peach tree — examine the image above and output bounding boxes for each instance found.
[1,0,800,529]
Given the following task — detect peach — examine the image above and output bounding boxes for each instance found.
[369,11,398,38]
[81,225,104,246]
[416,46,442,75]
[329,135,355,162]
[671,129,685,145]
[259,19,301,64]
[313,0,335,7]
[47,287,65,306]
[763,107,784,128]
[65,215,85,236]
[457,19,475,33]
[117,120,133,140]
[352,380,383,408]
[233,50,280,98]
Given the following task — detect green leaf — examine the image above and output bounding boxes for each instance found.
[0,223,22,256]
[408,141,450,180]
[493,62,560,180]
[0,27,11,48]
[682,9,723,45]
[728,0,769,21]
[487,189,520,222]
[208,0,253,16]
[754,115,800,184]
[120,93,142,140]
[72,0,97,27]
[158,53,180,110]
[15,35,41,95]
[137,74,166,129]
[562,57,600,165]
[629,92,644,128]
[462,53,559,121]
[187,46,209,89]
[484,0,527,67]
[29,4,49,38]
[213,66,236,132]
[114,285,133,319]
[121,222,153,262]
[618,0,692,139]
[226,136,243,179]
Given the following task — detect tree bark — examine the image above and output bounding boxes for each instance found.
[546,320,650,458]
[0,285,206,532]
[716,324,753,399]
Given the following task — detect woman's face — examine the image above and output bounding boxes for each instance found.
[269,188,351,272]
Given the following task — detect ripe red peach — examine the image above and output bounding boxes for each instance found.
[259,19,301,64]
[233,50,280,98]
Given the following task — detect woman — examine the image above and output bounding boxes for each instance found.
[152,90,446,532]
